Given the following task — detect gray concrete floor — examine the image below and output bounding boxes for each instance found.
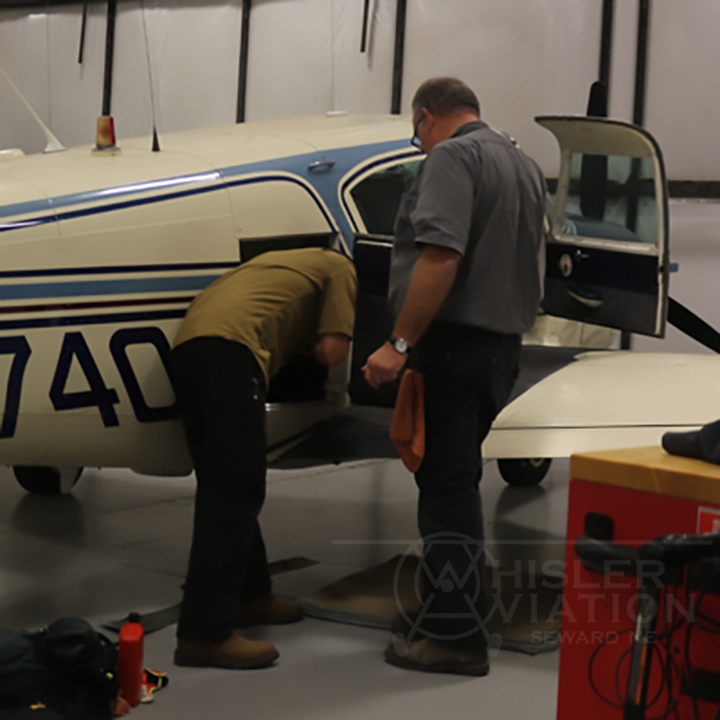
[1,187,717,720]
[0,439,570,720]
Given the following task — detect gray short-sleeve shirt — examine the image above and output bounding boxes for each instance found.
[389,121,547,334]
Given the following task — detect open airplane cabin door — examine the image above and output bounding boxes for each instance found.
[536,116,670,336]
[342,154,424,406]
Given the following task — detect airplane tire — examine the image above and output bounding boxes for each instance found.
[13,466,83,495]
[497,458,551,487]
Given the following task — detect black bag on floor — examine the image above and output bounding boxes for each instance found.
[0,618,119,720]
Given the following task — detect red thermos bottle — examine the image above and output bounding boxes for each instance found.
[118,612,144,707]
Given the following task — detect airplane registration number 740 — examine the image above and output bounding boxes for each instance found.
[0,327,178,441]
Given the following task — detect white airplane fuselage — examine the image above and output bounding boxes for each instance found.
[3,112,717,483]
[0,115,417,474]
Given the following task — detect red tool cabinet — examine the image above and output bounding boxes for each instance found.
[557,447,720,720]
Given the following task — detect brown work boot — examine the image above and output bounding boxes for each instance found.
[384,636,489,677]
[174,634,279,669]
[235,593,304,627]
[391,609,427,637]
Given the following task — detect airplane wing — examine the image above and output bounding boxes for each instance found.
[483,351,720,460]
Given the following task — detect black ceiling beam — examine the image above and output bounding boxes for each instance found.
[236,0,251,123]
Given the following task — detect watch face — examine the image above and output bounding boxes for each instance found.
[392,336,409,354]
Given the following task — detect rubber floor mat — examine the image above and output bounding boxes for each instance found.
[301,555,562,655]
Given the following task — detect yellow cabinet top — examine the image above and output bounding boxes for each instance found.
[570,446,720,506]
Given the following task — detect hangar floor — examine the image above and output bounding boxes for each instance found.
[0,408,569,720]
[1,198,717,717]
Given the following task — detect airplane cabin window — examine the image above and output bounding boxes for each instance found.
[350,160,423,236]
[562,154,659,246]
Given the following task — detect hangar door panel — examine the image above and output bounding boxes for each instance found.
[537,116,669,338]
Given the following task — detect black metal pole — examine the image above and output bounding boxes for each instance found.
[78,1,88,65]
[599,0,614,90]
[633,0,651,127]
[391,0,407,114]
[627,0,652,231]
[236,0,252,123]
[360,0,370,53]
[101,0,117,116]
[622,0,651,351]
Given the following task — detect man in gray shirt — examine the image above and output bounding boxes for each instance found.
[363,77,546,676]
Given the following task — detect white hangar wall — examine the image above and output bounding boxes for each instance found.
[245,0,397,119]
[112,0,243,141]
[633,0,720,354]
[0,6,106,154]
[3,0,601,173]
[402,0,602,174]
[602,0,720,182]
[644,0,720,181]
[2,0,720,177]
[243,0,603,174]
[0,0,243,152]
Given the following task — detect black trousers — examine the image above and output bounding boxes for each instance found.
[410,321,520,649]
[171,337,272,642]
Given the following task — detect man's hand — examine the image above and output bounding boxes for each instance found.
[111,695,131,716]
[362,342,408,389]
[314,333,350,367]
[362,243,460,389]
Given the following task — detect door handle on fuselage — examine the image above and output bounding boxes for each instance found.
[308,160,336,172]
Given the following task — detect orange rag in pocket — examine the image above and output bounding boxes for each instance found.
[390,369,425,472]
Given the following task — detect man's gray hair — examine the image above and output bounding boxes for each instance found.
[412,77,480,118]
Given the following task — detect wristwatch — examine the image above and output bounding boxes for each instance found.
[389,335,410,355]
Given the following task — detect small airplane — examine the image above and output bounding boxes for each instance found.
[1,77,718,494]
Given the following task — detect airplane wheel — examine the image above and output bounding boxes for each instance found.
[13,466,83,495]
[497,458,551,487]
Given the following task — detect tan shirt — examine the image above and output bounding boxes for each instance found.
[173,248,358,385]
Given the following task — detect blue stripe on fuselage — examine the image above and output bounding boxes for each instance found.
[0,275,221,301]
[0,139,414,248]
[218,139,416,244]
[0,172,221,220]
[0,261,238,279]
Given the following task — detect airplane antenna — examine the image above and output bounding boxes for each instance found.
[140,0,161,152]
[0,65,65,153]
[360,0,370,52]
[360,0,379,56]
